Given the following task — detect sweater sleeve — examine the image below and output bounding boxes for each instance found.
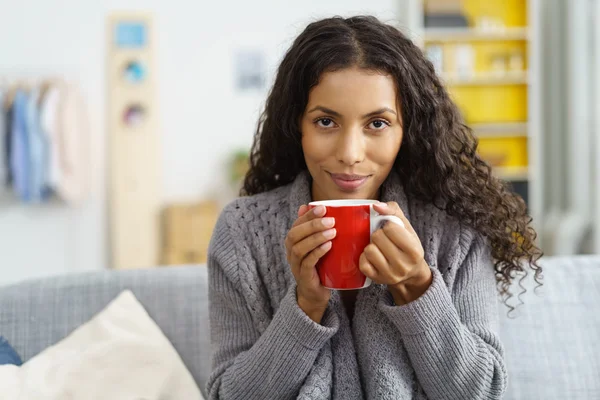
[378,233,507,400]
[205,211,339,400]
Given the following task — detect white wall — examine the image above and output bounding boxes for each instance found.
[0,0,402,285]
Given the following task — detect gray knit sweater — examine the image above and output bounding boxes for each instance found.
[206,171,507,399]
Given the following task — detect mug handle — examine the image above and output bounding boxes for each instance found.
[370,214,405,235]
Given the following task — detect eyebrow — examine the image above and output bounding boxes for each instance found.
[307,106,397,118]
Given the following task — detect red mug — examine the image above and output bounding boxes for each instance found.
[308,199,405,290]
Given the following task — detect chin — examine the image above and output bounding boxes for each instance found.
[335,190,372,200]
[326,184,378,200]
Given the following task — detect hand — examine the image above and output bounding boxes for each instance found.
[285,205,335,323]
[359,202,433,305]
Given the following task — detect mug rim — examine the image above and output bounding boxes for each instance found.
[309,199,378,207]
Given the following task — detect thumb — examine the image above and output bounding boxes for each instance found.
[373,202,395,215]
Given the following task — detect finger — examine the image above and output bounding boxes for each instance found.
[286,207,331,264]
[371,228,404,267]
[300,241,332,281]
[292,205,326,227]
[290,228,336,266]
[363,243,390,273]
[297,204,309,218]
[381,221,422,258]
[359,252,378,279]
[288,215,335,247]
[372,202,395,216]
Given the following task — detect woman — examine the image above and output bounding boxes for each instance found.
[206,15,542,399]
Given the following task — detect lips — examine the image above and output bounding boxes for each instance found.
[329,173,370,191]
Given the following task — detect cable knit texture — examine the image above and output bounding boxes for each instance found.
[206,171,507,399]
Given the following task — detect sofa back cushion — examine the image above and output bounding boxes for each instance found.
[498,256,600,399]
[0,266,211,397]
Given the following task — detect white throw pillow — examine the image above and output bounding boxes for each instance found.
[0,290,204,400]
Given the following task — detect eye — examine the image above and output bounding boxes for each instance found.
[315,118,337,128]
[367,119,390,130]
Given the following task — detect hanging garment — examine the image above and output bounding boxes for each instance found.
[26,88,49,203]
[55,82,90,205]
[3,89,15,188]
[39,83,62,196]
[0,89,6,193]
[10,90,30,202]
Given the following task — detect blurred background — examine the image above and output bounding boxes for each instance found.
[0,0,598,285]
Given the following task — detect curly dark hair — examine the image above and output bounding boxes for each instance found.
[242,15,542,307]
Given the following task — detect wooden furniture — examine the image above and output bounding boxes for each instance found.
[107,12,161,269]
[161,201,219,265]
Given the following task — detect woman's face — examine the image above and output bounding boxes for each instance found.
[301,67,403,201]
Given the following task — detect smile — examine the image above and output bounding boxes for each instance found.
[328,173,370,191]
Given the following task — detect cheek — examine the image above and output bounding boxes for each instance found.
[369,132,402,165]
[302,131,330,163]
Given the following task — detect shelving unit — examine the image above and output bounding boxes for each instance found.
[495,166,529,182]
[107,12,162,269]
[405,0,542,225]
[439,71,528,86]
[423,27,529,41]
[470,122,528,135]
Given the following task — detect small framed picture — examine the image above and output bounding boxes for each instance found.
[115,21,147,48]
[234,49,266,91]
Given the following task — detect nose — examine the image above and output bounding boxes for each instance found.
[335,127,365,166]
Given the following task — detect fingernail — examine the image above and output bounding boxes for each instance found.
[323,228,336,239]
[322,217,335,228]
[377,202,388,208]
[320,241,332,251]
[314,205,326,215]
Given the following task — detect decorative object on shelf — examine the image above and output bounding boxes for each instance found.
[475,16,505,32]
[454,43,474,79]
[490,53,507,76]
[509,50,525,72]
[122,103,146,127]
[423,0,468,28]
[122,60,146,84]
[425,44,444,73]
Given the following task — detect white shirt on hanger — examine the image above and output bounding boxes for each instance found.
[39,84,62,193]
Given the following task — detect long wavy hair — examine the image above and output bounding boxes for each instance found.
[242,15,542,307]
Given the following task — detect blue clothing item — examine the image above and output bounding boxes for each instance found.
[0,336,22,366]
[0,89,6,190]
[5,105,13,187]
[11,90,30,202]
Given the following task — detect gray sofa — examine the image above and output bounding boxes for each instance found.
[1,256,598,399]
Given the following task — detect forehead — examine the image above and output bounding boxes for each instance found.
[307,67,399,112]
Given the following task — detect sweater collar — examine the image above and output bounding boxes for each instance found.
[287,170,411,222]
